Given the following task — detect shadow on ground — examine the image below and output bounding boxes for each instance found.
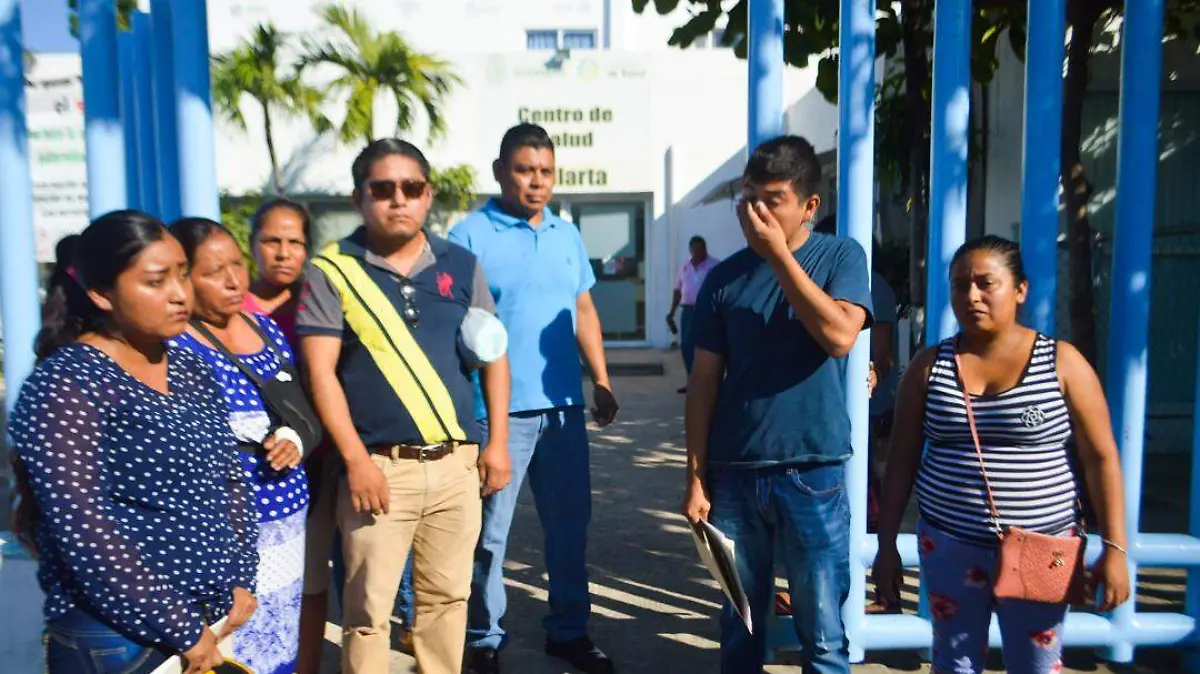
[314,352,1195,673]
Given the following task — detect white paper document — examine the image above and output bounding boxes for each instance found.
[690,519,753,634]
[151,618,238,674]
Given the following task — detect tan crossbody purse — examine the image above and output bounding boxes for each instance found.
[955,352,1088,606]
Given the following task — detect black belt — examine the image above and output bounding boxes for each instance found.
[368,442,458,462]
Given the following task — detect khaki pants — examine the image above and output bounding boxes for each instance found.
[339,444,482,674]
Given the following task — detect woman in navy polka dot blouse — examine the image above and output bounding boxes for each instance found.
[169,218,311,674]
[9,212,259,674]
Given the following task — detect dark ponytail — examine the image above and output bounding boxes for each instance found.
[33,210,170,360]
[16,210,169,554]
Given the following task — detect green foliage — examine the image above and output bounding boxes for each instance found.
[430,164,477,213]
[220,194,260,276]
[635,0,1025,192]
[300,3,461,145]
[67,0,137,36]
[211,23,332,195]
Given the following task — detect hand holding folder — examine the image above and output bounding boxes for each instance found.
[151,618,252,674]
[690,519,753,634]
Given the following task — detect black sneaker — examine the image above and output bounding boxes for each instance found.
[545,636,615,674]
[464,647,500,674]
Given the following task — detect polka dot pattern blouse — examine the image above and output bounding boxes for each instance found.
[171,313,310,524]
[8,343,259,652]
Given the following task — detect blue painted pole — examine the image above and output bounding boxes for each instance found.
[79,0,127,217]
[837,0,875,663]
[170,0,219,220]
[151,0,180,222]
[118,28,140,211]
[1019,0,1066,335]
[0,0,40,415]
[132,13,159,217]
[747,0,784,153]
[1187,307,1200,673]
[1106,0,1165,665]
[925,0,971,344]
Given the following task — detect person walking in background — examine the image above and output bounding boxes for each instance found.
[297,138,511,674]
[169,218,311,674]
[682,136,872,674]
[9,211,259,674]
[872,236,1130,674]
[244,198,313,344]
[667,236,720,394]
[448,122,619,674]
[812,215,898,531]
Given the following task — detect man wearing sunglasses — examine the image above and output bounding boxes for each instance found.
[442,123,619,674]
[296,138,513,674]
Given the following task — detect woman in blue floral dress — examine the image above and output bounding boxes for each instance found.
[169,217,311,674]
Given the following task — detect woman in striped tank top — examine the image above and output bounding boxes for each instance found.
[872,236,1130,674]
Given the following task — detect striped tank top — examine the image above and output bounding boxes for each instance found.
[915,333,1080,546]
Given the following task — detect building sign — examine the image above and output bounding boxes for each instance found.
[477,54,653,193]
[25,54,88,262]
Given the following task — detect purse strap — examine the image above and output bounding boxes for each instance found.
[952,349,1005,539]
[954,339,1087,539]
[190,314,283,389]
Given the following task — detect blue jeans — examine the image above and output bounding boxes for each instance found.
[44,609,172,674]
[474,407,592,649]
[918,519,1069,674]
[680,305,696,374]
[708,463,851,674]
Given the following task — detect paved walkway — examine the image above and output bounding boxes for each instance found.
[307,349,1190,673]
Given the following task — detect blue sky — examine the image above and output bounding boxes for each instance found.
[21,0,75,54]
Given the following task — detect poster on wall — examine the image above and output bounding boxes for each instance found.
[25,54,88,263]
[476,54,653,194]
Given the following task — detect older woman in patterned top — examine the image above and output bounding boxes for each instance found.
[169,217,311,674]
[10,211,258,674]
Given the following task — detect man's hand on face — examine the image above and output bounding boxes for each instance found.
[737,199,791,262]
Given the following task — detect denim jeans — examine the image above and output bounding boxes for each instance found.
[44,608,172,674]
[708,462,852,674]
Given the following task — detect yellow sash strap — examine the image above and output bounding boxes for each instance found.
[312,248,465,443]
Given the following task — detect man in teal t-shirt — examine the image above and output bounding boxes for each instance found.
[683,136,873,673]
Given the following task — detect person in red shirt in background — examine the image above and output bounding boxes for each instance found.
[242,198,312,344]
[237,198,336,673]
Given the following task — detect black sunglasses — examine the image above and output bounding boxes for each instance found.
[366,179,428,202]
[397,276,420,327]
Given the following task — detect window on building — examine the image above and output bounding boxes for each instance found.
[562,30,597,50]
[526,30,559,51]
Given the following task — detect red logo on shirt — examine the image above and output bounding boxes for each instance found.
[436,271,454,298]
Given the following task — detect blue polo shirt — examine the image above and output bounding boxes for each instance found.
[449,199,596,415]
[692,232,873,468]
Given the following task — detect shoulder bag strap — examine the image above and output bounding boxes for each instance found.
[238,312,288,365]
[189,318,268,388]
[953,347,1005,540]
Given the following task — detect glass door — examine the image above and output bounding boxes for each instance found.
[571,202,646,341]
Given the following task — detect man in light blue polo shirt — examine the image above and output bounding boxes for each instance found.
[450,123,619,674]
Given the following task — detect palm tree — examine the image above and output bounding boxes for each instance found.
[211,23,331,195]
[300,3,460,145]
